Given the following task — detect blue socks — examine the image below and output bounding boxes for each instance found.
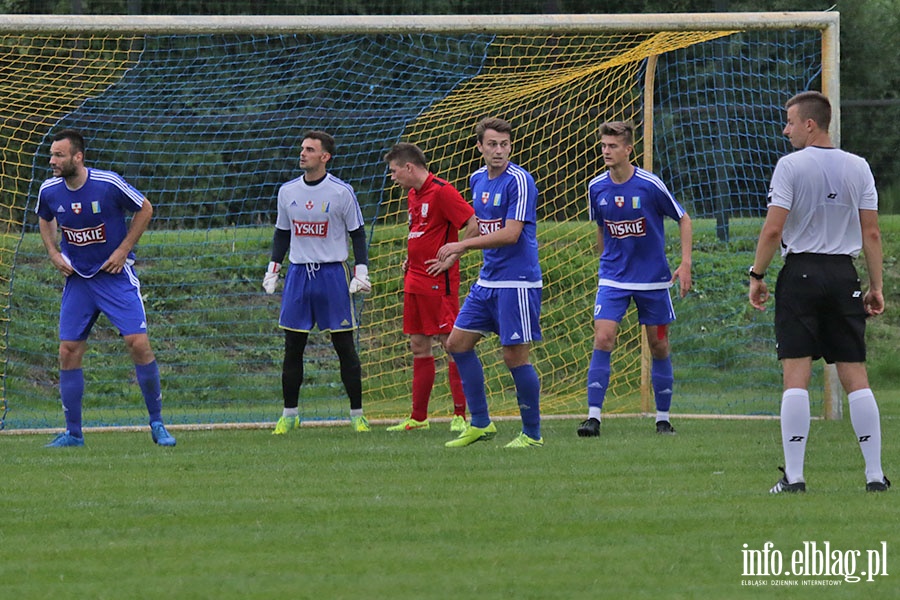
[451,350,542,437]
[510,364,541,440]
[587,349,611,411]
[652,357,674,412]
[450,350,490,427]
[60,368,84,438]
[135,360,163,423]
[58,362,162,435]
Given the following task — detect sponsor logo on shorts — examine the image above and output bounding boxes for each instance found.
[478,218,502,236]
[61,223,107,246]
[292,220,328,237]
[605,218,647,239]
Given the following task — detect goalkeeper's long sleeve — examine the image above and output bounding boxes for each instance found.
[270,227,291,264]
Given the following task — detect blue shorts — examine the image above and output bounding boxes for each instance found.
[593,286,675,325]
[454,283,542,345]
[279,262,357,333]
[60,265,149,341]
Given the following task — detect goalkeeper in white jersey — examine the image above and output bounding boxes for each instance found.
[262,130,372,433]
[750,91,889,494]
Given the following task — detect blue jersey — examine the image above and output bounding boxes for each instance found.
[588,167,686,290]
[469,162,542,288]
[36,168,145,278]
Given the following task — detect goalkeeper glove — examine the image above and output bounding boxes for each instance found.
[348,264,371,294]
[262,261,281,294]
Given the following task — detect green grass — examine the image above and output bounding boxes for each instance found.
[2,397,898,599]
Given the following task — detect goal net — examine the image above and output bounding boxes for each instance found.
[0,14,836,430]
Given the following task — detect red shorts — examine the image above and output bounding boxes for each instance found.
[403,292,460,336]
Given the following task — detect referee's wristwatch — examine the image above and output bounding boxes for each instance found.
[748,266,766,281]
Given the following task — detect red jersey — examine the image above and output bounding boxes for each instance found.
[405,173,475,296]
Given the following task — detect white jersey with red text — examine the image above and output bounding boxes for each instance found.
[275,173,365,264]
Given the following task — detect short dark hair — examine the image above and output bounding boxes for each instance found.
[302,130,336,156]
[785,91,832,131]
[599,121,635,146]
[475,117,513,143]
[384,142,428,169]
[52,129,85,154]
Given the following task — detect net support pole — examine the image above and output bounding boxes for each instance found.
[821,16,842,420]
[639,54,660,415]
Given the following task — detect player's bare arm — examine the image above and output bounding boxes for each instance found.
[860,208,885,317]
[425,214,478,276]
[102,198,153,274]
[435,219,524,262]
[38,217,74,276]
[672,213,693,298]
[749,206,789,311]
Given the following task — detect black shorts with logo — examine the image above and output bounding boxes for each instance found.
[774,253,867,363]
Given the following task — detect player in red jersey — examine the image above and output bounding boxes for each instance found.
[383,143,477,432]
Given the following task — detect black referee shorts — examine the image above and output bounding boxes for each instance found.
[774,253,867,363]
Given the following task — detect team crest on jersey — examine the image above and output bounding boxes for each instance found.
[421,203,429,218]
[632,196,641,209]
[305,201,314,211]
[71,202,82,214]
[614,196,624,208]
[91,201,101,214]
[481,192,491,205]
[493,193,502,207]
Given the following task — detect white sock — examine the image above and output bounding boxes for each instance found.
[848,388,884,483]
[588,406,602,421]
[350,408,364,418]
[656,411,670,423]
[283,407,299,418]
[781,388,810,483]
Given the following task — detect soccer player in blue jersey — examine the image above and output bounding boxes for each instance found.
[36,129,176,448]
[263,130,372,433]
[434,117,543,448]
[577,120,692,438]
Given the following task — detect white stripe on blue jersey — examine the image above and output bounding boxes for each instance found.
[36,168,146,278]
[588,166,686,290]
[469,161,542,287]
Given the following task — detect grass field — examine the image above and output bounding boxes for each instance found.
[2,391,897,599]
[2,215,897,597]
